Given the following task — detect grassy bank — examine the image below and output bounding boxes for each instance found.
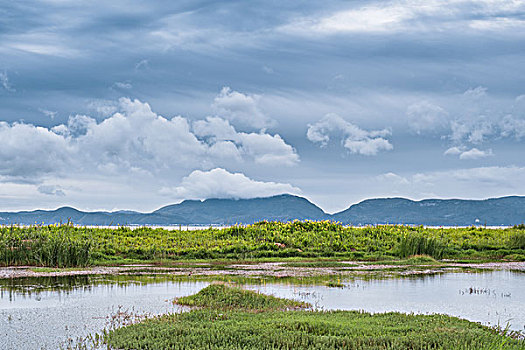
[1,221,525,267]
[105,284,524,350]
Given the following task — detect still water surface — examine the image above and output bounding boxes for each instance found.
[0,271,523,349]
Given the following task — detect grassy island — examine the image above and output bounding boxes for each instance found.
[105,284,524,350]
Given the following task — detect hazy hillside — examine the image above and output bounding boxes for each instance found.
[0,194,328,225]
[0,194,523,226]
[332,196,525,226]
[152,194,328,224]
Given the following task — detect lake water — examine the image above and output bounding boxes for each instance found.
[0,271,523,349]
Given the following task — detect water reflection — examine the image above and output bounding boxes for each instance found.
[0,271,523,350]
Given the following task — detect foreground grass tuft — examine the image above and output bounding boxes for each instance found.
[176,284,309,311]
[106,285,524,350]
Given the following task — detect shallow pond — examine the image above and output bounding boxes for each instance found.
[1,271,524,349]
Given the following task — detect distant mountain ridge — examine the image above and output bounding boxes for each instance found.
[0,194,524,226]
[332,196,525,226]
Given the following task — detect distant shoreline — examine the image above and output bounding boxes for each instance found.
[0,224,513,230]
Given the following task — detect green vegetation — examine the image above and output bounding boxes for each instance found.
[282,261,358,268]
[1,221,525,267]
[0,225,91,267]
[508,231,525,249]
[382,255,440,265]
[176,283,309,311]
[29,267,86,273]
[396,234,446,259]
[105,285,524,350]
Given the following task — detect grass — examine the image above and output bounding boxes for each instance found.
[105,285,525,350]
[282,261,359,268]
[2,221,525,267]
[396,234,446,259]
[29,267,86,273]
[508,231,525,249]
[176,283,309,311]
[325,281,345,288]
[0,224,92,267]
[377,255,441,266]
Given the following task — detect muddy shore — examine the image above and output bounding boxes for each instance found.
[1,261,523,279]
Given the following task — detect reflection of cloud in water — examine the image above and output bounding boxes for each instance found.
[0,271,524,349]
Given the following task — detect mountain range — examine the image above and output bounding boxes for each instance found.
[0,194,524,226]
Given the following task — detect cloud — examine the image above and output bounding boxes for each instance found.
[412,166,525,190]
[374,166,525,200]
[281,0,525,36]
[0,71,15,92]
[135,59,149,71]
[450,119,493,144]
[500,114,525,139]
[376,172,410,185]
[160,168,301,200]
[7,40,80,58]
[0,98,298,183]
[39,108,57,120]
[458,148,493,160]
[443,146,462,156]
[212,87,275,130]
[87,99,119,117]
[444,146,493,159]
[406,101,448,134]
[284,4,414,34]
[440,88,525,153]
[262,66,274,74]
[37,185,66,196]
[193,117,299,166]
[0,121,73,180]
[113,81,132,89]
[307,113,393,156]
[463,86,488,99]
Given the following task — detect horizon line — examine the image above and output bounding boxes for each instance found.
[1,193,524,216]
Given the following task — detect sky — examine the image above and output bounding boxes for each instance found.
[1,0,525,213]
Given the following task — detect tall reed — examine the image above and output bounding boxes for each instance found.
[396,233,445,259]
[0,225,92,267]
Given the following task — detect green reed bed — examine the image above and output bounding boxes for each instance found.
[105,285,524,350]
[0,225,92,267]
[1,222,525,267]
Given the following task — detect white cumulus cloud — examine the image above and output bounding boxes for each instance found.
[212,87,275,130]
[193,116,299,166]
[0,122,73,180]
[0,98,299,184]
[160,168,301,200]
[444,146,493,160]
[307,113,393,156]
[458,148,493,160]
